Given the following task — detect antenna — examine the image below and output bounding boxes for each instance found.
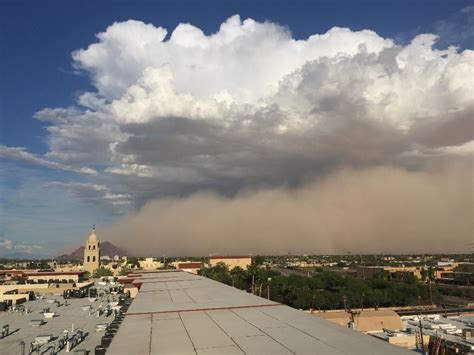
[343,295,360,330]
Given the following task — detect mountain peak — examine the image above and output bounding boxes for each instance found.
[56,241,126,261]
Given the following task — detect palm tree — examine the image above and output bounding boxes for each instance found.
[247,263,258,294]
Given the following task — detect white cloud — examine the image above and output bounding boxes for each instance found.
[0,238,42,255]
[423,140,474,157]
[0,238,13,250]
[34,107,81,124]
[440,141,474,155]
[45,181,132,208]
[104,164,153,178]
[73,16,393,102]
[46,181,107,192]
[67,15,472,133]
[13,244,42,254]
[0,144,98,175]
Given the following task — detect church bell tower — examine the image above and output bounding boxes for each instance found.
[83,225,100,274]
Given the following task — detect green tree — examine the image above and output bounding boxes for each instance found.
[199,260,441,310]
[247,263,259,294]
[199,263,232,285]
[230,266,248,290]
[127,257,141,269]
[93,267,113,278]
[119,267,132,276]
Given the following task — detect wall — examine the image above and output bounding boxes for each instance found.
[26,274,80,282]
[209,257,252,270]
[139,258,163,270]
[0,293,28,304]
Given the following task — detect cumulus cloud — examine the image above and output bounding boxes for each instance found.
[35,16,472,191]
[1,15,473,254]
[72,16,393,102]
[5,16,468,189]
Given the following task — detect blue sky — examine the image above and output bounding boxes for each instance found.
[0,0,473,257]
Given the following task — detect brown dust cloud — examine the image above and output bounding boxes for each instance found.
[103,163,474,256]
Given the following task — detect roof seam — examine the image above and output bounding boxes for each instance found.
[229,308,296,355]
[178,312,198,354]
[204,310,247,354]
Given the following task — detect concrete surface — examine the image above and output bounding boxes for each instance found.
[0,283,120,354]
[107,270,412,354]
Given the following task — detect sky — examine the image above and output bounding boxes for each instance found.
[0,0,473,257]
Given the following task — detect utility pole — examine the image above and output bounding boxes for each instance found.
[266,284,270,299]
[252,273,255,295]
[343,295,360,330]
[417,296,425,352]
[429,280,434,306]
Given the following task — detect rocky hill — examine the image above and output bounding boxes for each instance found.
[56,241,126,261]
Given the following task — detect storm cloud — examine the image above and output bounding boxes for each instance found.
[1,15,472,254]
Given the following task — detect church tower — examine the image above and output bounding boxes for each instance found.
[83,225,100,274]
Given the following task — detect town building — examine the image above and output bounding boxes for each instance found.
[0,270,91,304]
[208,255,252,270]
[176,262,203,274]
[371,314,474,352]
[83,226,100,274]
[0,270,86,284]
[315,309,404,333]
[0,278,128,353]
[139,257,163,270]
[353,266,424,280]
[436,271,474,286]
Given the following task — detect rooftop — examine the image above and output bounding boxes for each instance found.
[315,309,404,333]
[209,256,251,259]
[0,281,120,354]
[0,270,85,277]
[371,313,474,352]
[107,270,411,354]
[178,262,203,269]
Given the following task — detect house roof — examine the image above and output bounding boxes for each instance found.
[316,310,404,333]
[24,271,85,276]
[0,270,85,277]
[177,262,203,269]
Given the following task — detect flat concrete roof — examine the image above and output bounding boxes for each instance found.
[107,270,411,354]
[0,289,112,354]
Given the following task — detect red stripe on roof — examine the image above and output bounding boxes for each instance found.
[24,271,85,276]
[177,262,202,269]
[209,256,251,259]
[126,303,283,315]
